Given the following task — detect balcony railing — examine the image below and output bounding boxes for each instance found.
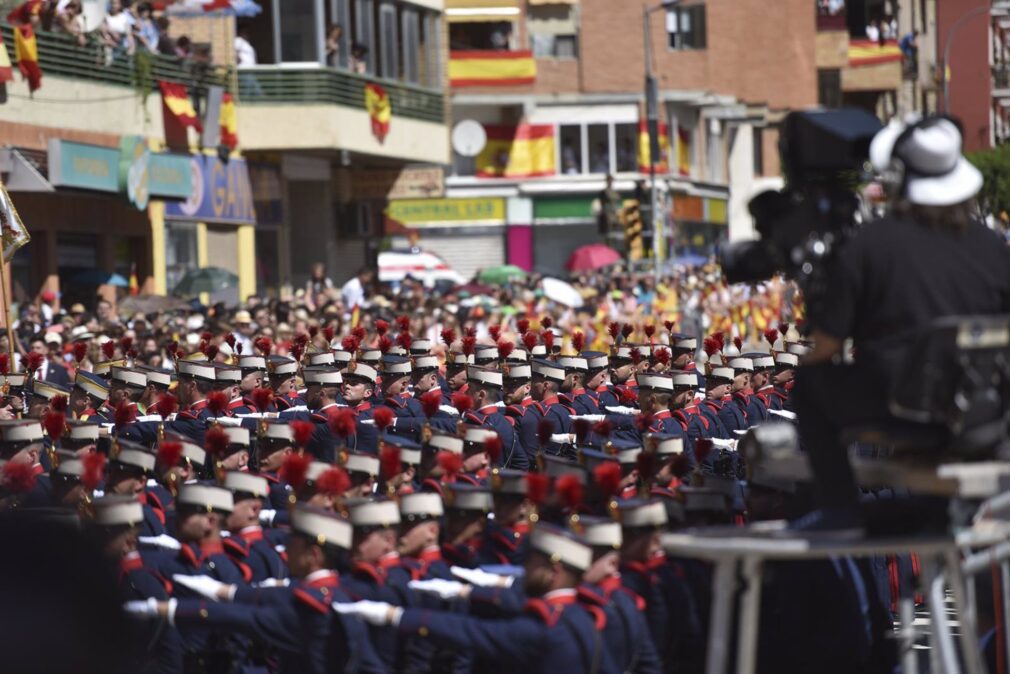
[0,24,444,124]
[0,23,231,94]
[995,65,1010,92]
[233,67,444,124]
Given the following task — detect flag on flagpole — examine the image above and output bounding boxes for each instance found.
[0,182,30,263]
[159,81,203,132]
[12,24,40,92]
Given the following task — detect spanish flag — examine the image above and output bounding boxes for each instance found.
[159,81,203,132]
[129,262,139,296]
[675,127,691,177]
[637,119,670,174]
[12,24,40,92]
[848,39,903,67]
[219,92,238,149]
[475,124,555,178]
[364,83,391,143]
[449,50,536,88]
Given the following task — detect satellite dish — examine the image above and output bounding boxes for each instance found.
[452,120,487,158]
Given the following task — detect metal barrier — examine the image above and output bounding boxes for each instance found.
[235,66,445,124]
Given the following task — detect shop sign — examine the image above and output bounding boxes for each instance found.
[118,136,193,210]
[386,197,504,227]
[350,166,445,200]
[47,139,119,193]
[165,154,256,225]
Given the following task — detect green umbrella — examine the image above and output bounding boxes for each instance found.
[478,265,527,285]
[173,266,239,296]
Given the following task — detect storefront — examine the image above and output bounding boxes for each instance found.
[384,195,506,281]
[161,153,257,304]
[529,196,600,277]
[670,192,728,258]
[8,138,192,306]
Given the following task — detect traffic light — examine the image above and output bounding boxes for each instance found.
[621,199,644,261]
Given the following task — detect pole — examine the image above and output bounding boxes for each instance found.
[942,4,990,113]
[644,6,661,283]
[0,249,15,365]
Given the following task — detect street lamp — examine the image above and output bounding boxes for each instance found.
[941,4,990,113]
[643,0,679,283]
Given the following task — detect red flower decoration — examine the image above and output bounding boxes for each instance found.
[592,419,613,438]
[541,316,553,329]
[101,341,116,360]
[25,351,44,375]
[522,331,538,352]
[497,341,514,360]
[254,337,273,356]
[488,325,501,342]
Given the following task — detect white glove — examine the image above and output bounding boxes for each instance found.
[172,574,235,602]
[550,433,575,444]
[253,578,290,588]
[408,578,466,599]
[439,405,461,417]
[604,406,638,415]
[138,534,182,551]
[123,597,159,617]
[212,417,243,427]
[570,414,606,422]
[259,509,277,526]
[331,600,403,626]
[451,566,514,588]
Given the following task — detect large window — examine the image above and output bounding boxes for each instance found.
[330,0,351,68]
[275,0,323,62]
[666,4,706,50]
[817,68,842,108]
[528,4,578,58]
[449,21,513,51]
[615,123,638,172]
[401,7,420,83]
[423,12,441,88]
[559,125,583,174]
[378,1,399,79]
[354,0,376,73]
[165,222,198,294]
[556,120,642,176]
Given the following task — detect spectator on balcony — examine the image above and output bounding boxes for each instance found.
[864,19,880,43]
[101,0,135,61]
[235,25,262,97]
[132,2,159,52]
[325,23,342,67]
[155,16,175,55]
[53,0,87,46]
[881,14,897,41]
[350,42,368,74]
[175,34,192,60]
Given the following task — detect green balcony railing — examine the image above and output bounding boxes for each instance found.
[0,23,444,125]
[236,66,445,125]
[0,23,231,95]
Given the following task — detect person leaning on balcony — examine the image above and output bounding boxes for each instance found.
[350,42,368,74]
[101,0,135,60]
[53,0,86,46]
[325,23,342,67]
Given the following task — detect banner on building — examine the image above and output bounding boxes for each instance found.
[449,50,536,87]
[476,124,555,178]
[365,83,391,143]
[160,81,203,131]
[12,24,40,92]
[675,127,690,177]
[219,92,238,149]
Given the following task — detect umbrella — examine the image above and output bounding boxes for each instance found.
[70,269,129,287]
[119,294,190,315]
[478,265,527,285]
[541,277,584,308]
[173,267,239,296]
[565,243,622,272]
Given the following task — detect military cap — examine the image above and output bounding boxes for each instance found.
[669,334,698,351]
[0,420,43,446]
[93,359,127,376]
[399,492,444,521]
[359,349,382,364]
[238,355,267,372]
[66,420,100,445]
[501,363,532,382]
[670,371,697,390]
[474,346,499,364]
[212,364,242,384]
[177,484,234,513]
[223,471,269,499]
[427,432,463,455]
[443,483,492,512]
[177,360,216,383]
[75,370,110,401]
[652,434,685,456]
[52,450,85,480]
[341,361,378,385]
[307,351,336,366]
[540,454,586,482]
[467,365,502,388]
[381,433,422,466]
[743,353,775,371]
[581,351,609,371]
[382,355,412,376]
[136,365,172,389]
[94,495,144,528]
[30,379,71,400]
[727,357,755,373]
[409,339,433,355]
[532,358,564,383]
[579,516,622,550]
[529,523,592,571]
[223,426,250,448]
[331,350,353,365]
[505,348,528,364]
[347,498,400,528]
[775,352,799,369]
[110,366,147,390]
[706,366,735,384]
[637,373,673,392]
[162,434,207,467]
[259,421,293,444]
[412,355,439,373]
[530,344,548,357]
[267,356,298,378]
[489,468,528,496]
[110,440,156,473]
[447,353,474,369]
[303,366,343,386]
[290,505,353,549]
[618,499,668,529]
[557,356,588,372]
[341,451,380,477]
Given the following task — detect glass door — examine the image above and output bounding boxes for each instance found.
[273,0,325,64]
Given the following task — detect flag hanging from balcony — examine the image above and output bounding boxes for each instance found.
[128,263,139,296]
[637,120,670,174]
[848,39,902,67]
[0,181,30,263]
[159,81,203,132]
[364,83,391,143]
[475,124,555,178]
[219,92,238,149]
[12,25,40,93]
[449,50,536,87]
[675,127,690,177]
